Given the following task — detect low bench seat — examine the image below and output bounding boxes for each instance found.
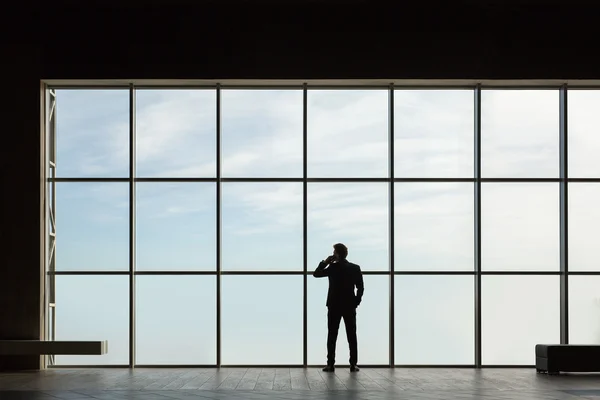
[0,340,107,355]
[536,344,600,375]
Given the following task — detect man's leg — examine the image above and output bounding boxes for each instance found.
[325,308,342,370]
[343,309,358,370]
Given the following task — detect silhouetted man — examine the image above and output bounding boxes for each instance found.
[313,243,364,372]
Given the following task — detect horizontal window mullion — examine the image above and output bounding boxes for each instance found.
[480,271,561,275]
[51,177,129,182]
[49,271,129,275]
[49,177,600,182]
[48,270,566,275]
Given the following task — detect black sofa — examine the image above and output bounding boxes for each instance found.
[536,344,600,374]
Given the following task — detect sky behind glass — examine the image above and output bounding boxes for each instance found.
[51,88,600,366]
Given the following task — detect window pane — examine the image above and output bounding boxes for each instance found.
[222,276,302,364]
[55,276,128,365]
[135,90,216,177]
[481,90,559,178]
[308,90,388,177]
[308,183,388,271]
[308,275,389,365]
[136,183,216,271]
[395,183,473,271]
[568,90,600,178]
[222,90,303,177]
[395,276,474,364]
[222,183,302,271]
[482,276,559,365]
[569,276,600,344]
[56,183,129,271]
[482,183,559,271]
[394,90,473,178]
[136,276,216,365]
[569,184,600,271]
[56,89,129,177]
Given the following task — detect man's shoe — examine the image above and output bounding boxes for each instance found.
[322,365,335,372]
[350,365,360,372]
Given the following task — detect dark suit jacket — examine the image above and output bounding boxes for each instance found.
[313,259,364,310]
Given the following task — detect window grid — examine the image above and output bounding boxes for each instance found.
[45,84,600,368]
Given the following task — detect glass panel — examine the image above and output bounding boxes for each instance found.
[307,90,388,177]
[222,276,302,364]
[55,276,128,365]
[308,183,388,271]
[56,89,129,177]
[569,276,600,344]
[395,183,473,271]
[135,90,216,177]
[569,184,600,271]
[56,183,129,271]
[395,276,474,364]
[136,276,216,365]
[136,183,216,271]
[221,90,303,177]
[222,183,302,271]
[394,90,474,178]
[308,275,389,365]
[482,183,559,271]
[482,276,559,365]
[568,90,600,178]
[481,90,559,178]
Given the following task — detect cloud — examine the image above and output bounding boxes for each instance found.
[221,90,303,177]
[394,90,474,178]
[482,183,559,271]
[221,183,303,257]
[56,90,130,177]
[481,90,560,177]
[134,90,217,177]
[308,90,389,177]
[395,183,474,270]
[58,182,128,207]
[567,90,600,177]
[233,227,269,236]
[136,182,215,219]
[567,183,600,271]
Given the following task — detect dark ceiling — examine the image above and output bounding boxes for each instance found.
[4,1,600,80]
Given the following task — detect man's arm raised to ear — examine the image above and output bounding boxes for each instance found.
[313,256,335,278]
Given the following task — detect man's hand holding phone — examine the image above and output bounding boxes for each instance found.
[325,255,337,264]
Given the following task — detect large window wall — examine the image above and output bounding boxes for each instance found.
[44,84,600,367]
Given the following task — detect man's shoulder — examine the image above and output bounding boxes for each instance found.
[346,261,361,270]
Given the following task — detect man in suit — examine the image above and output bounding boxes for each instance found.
[313,243,364,372]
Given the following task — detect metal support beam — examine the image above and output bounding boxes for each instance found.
[128,84,137,368]
[388,85,395,367]
[559,85,569,344]
[474,85,482,368]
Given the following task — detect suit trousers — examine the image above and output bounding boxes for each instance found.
[327,307,357,366]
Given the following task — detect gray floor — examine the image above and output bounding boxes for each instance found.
[1,368,600,399]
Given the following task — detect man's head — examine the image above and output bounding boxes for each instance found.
[333,243,348,259]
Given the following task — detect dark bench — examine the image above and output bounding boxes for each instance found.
[536,344,600,375]
[0,340,108,356]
